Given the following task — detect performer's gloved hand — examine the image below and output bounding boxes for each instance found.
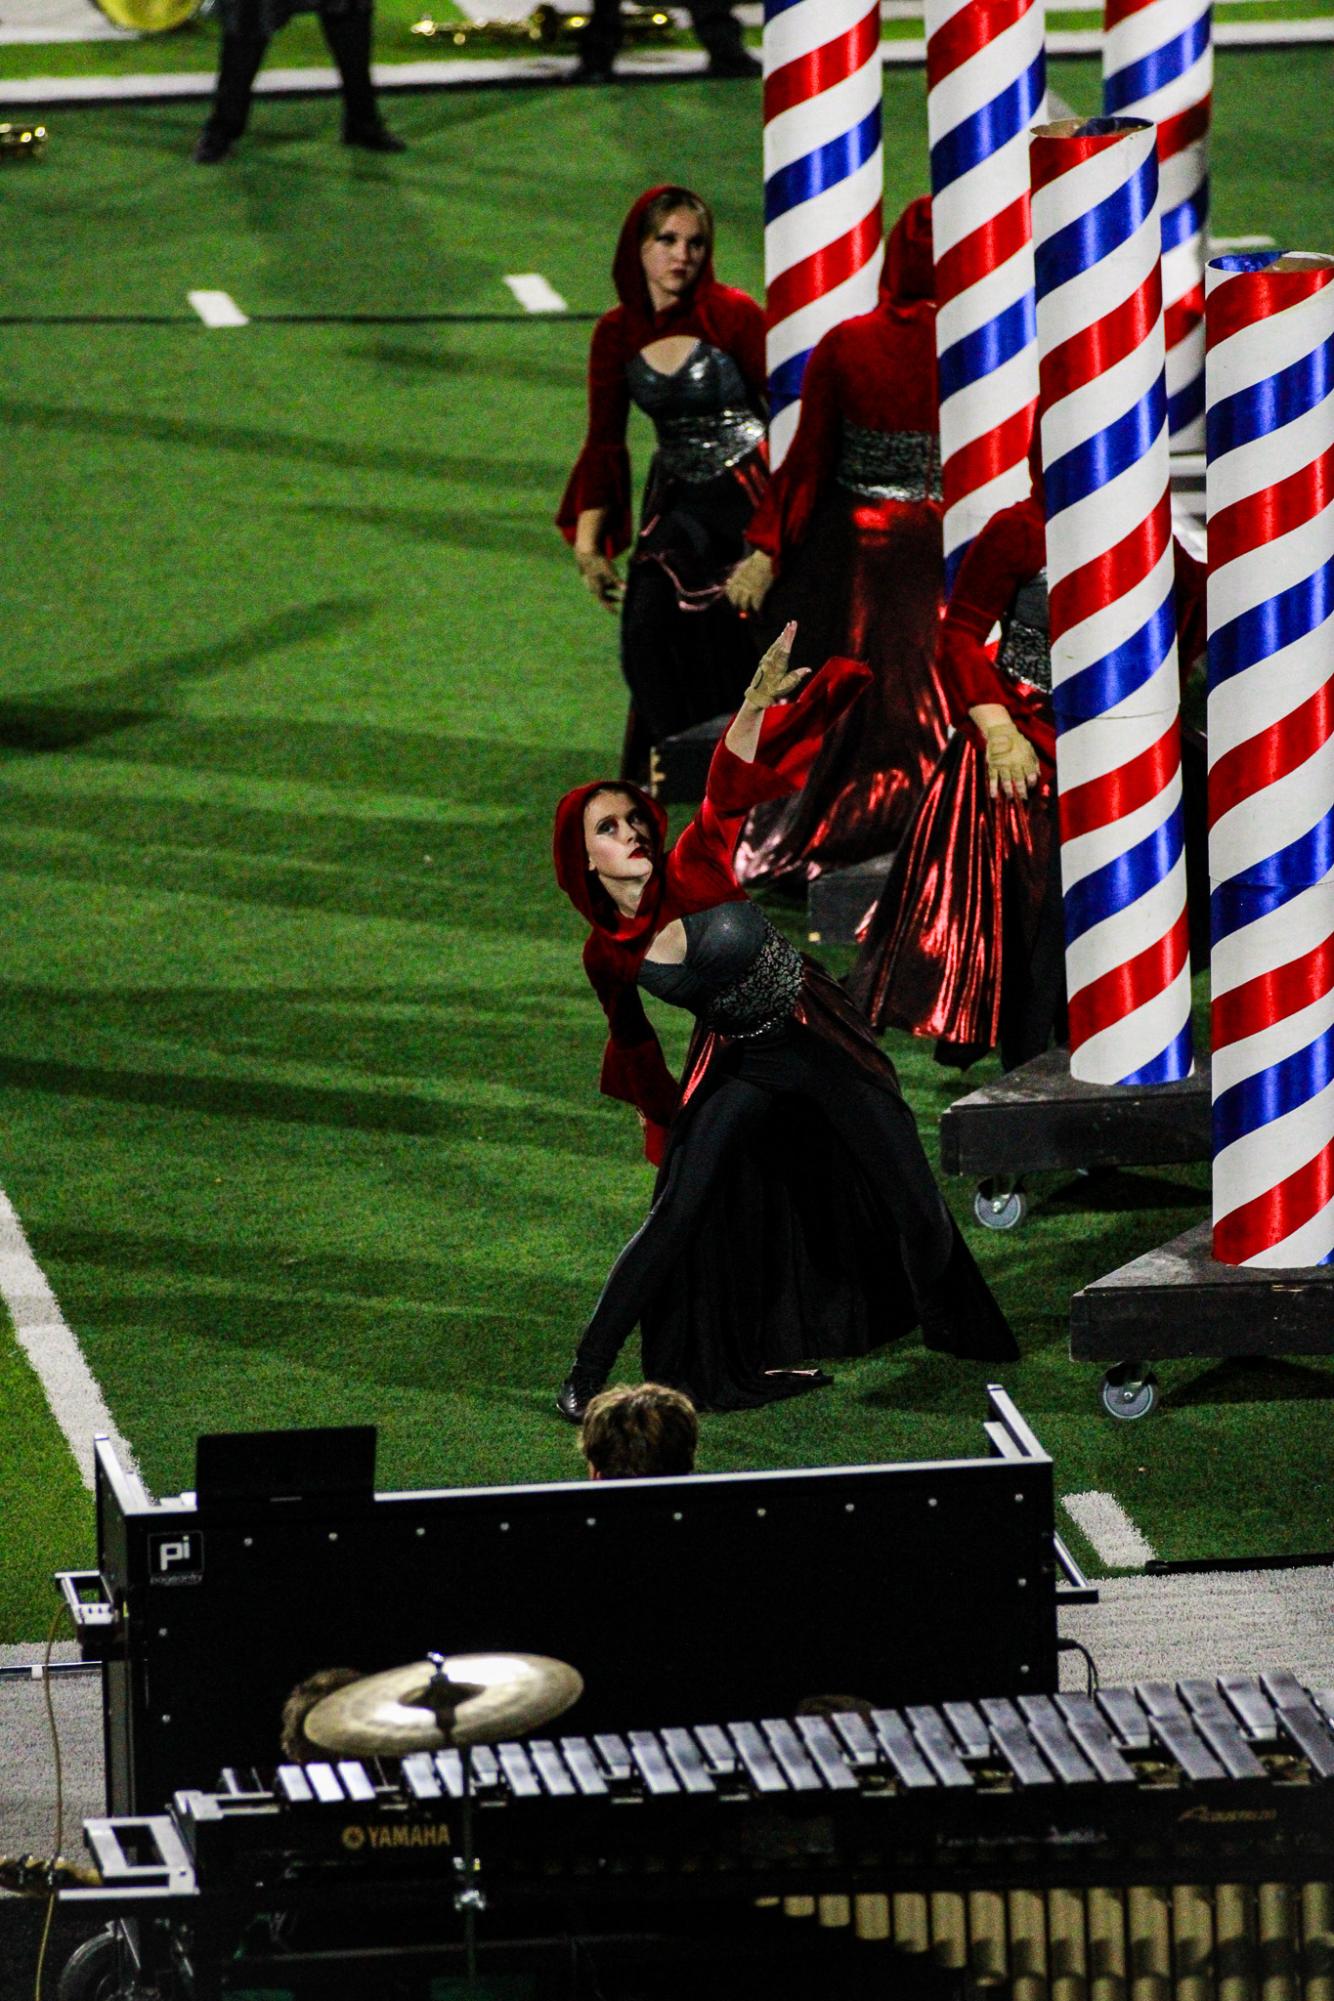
[983,720,1040,802]
[575,548,623,609]
[725,548,774,615]
[743,620,809,709]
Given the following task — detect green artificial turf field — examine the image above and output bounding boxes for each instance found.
[1,55,1332,1640]
[4,0,1330,80]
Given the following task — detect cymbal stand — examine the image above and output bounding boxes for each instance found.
[420,1654,486,1988]
[453,1742,486,1987]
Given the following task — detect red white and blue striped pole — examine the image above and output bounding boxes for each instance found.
[1206,251,1334,1268]
[762,0,884,469]
[1102,0,1212,448]
[925,0,1046,583]
[1031,116,1193,1087]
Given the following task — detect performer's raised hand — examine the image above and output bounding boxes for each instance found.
[725,548,775,616]
[725,622,808,762]
[743,621,809,710]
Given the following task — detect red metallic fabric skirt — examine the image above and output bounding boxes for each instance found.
[847,727,1057,1059]
[734,489,950,887]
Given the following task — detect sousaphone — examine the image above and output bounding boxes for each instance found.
[91,0,206,33]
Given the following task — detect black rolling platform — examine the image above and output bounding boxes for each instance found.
[649,714,729,803]
[938,1047,1213,1232]
[806,854,894,945]
[1070,1218,1334,1421]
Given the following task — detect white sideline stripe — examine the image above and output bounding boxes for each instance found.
[503,273,567,314]
[1211,235,1277,250]
[4,21,1331,104]
[1062,1491,1157,1569]
[188,289,249,329]
[0,1188,136,1493]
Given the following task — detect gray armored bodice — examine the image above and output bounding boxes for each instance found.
[638,901,804,1040]
[997,570,1051,693]
[837,424,943,502]
[626,341,766,483]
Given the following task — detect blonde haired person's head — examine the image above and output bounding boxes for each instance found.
[579,1383,698,1480]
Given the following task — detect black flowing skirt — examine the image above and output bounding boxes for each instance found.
[578,965,1017,1410]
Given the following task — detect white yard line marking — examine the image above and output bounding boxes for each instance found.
[188,289,249,329]
[0,1187,136,1492]
[1062,1491,1157,1570]
[1210,235,1278,250]
[504,273,568,314]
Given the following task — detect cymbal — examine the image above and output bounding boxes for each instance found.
[303,1653,584,1755]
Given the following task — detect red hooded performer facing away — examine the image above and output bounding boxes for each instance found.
[850,435,1207,1071]
[557,185,769,770]
[727,196,952,889]
[552,633,1017,1422]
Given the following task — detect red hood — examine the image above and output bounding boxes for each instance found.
[612,185,718,338]
[553,778,670,936]
[880,195,935,313]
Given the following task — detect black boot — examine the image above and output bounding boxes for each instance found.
[556,1364,607,1424]
[342,120,406,152]
[319,6,404,148]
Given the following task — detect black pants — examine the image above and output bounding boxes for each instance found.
[579,0,745,69]
[620,562,754,745]
[620,467,761,746]
[575,1034,956,1380]
[204,3,379,141]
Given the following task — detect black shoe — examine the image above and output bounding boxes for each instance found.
[192,127,234,164]
[342,120,406,152]
[571,59,614,83]
[556,1368,605,1424]
[707,49,760,77]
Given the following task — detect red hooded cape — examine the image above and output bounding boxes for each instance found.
[939,430,1207,759]
[554,656,871,1161]
[745,196,939,570]
[556,186,767,560]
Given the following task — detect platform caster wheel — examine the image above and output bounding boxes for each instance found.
[1101,1363,1158,1421]
[973,1180,1028,1231]
[57,1929,124,2001]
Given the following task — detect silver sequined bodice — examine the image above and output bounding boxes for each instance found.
[837,425,942,502]
[637,902,804,1040]
[997,571,1051,693]
[626,341,766,483]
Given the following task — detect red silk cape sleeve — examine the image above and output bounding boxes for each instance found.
[670,655,873,881]
[934,499,1054,759]
[557,309,634,558]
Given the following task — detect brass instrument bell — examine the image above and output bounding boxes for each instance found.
[410,3,674,50]
[92,0,205,29]
[0,124,48,161]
